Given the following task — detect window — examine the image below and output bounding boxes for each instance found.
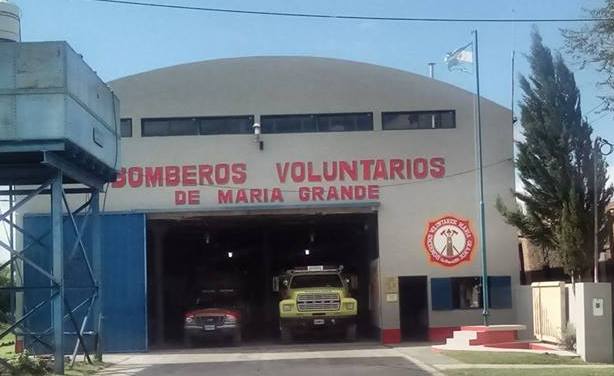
[261,112,373,133]
[141,115,254,137]
[199,116,254,135]
[452,277,483,309]
[382,110,455,130]
[290,274,343,289]
[120,118,132,138]
[431,276,512,310]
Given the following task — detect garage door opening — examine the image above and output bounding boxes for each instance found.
[146,212,379,348]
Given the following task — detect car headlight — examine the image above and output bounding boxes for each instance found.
[282,303,293,312]
[185,315,194,324]
[344,302,355,311]
[224,314,237,324]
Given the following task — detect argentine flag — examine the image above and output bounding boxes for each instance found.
[445,42,473,72]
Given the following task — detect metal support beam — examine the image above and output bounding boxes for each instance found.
[91,191,103,362]
[43,151,105,191]
[0,187,97,196]
[0,162,108,370]
[51,173,65,375]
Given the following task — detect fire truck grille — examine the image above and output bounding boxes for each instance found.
[195,316,225,326]
[297,293,340,312]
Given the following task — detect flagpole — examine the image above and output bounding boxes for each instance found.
[472,29,489,326]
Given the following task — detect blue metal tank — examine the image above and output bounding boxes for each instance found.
[0,41,120,183]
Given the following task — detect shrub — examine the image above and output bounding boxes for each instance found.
[560,323,576,352]
[9,351,50,376]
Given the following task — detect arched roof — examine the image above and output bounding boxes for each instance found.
[109,56,506,117]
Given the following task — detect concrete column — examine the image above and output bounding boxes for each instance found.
[573,282,613,363]
[152,223,167,345]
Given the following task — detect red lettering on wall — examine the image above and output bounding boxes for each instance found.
[373,159,388,180]
[322,161,337,181]
[275,162,290,183]
[413,158,428,179]
[182,165,197,186]
[389,159,405,180]
[250,189,263,203]
[339,161,357,181]
[215,164,230,185]
[188,190,200,204]
[218,190,233,204]
[291,162,306,183]
[298,187,310,201]
[355,185,366,200]
[128,167,143,188]
[112,168,126,188]
[360,160,374,180]
[232,163,247,184]
[367,185,380,200]
[430,157,446,178]
[271,188,284,202]
[340,186,353,200]
[145,167,163,187]
[165,166,180,186]
[198,164,214,185]
[307,162,322,182]
[326,186,339,200]
[235,189,248,204]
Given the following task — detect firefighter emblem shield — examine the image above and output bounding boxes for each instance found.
[423,215,475,267]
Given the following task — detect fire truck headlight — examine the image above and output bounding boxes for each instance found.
[282,304,293,312]
[344,302,355,311]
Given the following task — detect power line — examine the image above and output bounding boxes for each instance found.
[589,111,611,126]
[84,0,609,23]
[585,99,606,117]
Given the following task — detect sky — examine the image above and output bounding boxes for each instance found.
[1,0,613,246]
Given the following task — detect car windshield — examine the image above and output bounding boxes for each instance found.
[194,289,240,309]
[290,274,343,288]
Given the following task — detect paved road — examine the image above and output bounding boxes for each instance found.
[100,343,446,376]
[103,357,430,376]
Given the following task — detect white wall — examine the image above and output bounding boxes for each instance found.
[18,57,519,333]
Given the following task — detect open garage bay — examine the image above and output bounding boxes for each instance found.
[146,212,379,348]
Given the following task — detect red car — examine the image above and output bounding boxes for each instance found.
[184,289,242,346]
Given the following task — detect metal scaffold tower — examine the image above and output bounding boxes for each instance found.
[0,149,108,374]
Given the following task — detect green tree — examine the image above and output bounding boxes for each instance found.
[0,267,9,322]
[563,1,614,111]
[497,30,613,280]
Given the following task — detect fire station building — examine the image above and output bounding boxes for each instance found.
[22,56,519,351]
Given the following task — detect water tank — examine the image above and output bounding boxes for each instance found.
[0,41,120,180]
[0,0,20,42]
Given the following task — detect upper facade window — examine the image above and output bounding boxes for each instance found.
[120,118,133,138]
[382,110,455,130]
[261,113,373,134]
[141,116,254,137]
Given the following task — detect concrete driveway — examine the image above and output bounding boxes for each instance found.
[99,342,449,376]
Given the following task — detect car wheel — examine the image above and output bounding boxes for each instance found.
[184,335,194,348]
[280,326,292,344]
[345,324,357,341]
[232,330,242,346]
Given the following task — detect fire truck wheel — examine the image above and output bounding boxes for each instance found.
[345,324,357,341]
[280,326,293,344]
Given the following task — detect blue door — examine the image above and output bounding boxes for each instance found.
[23,213,147,353]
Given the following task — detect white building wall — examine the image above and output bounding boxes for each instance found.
[19,56,519,341]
